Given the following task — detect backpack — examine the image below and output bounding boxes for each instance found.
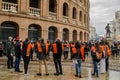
[0,44,3,50]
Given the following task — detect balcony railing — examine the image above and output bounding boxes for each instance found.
[29,7,40,16]
[72,19,77,24]
[48,12,57,20]
[78,21,82,26]
[62,16,69,23]
[2,2,18,13]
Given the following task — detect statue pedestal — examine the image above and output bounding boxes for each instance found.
[106,37,112,45]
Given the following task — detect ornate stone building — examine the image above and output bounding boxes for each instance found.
[110,11,120,41]
[0,0,90,43]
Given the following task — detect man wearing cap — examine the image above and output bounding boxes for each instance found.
[6,36,14,69]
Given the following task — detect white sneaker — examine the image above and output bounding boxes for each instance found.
[24,73,30,76]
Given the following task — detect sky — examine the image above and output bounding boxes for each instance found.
[90,0,120,35]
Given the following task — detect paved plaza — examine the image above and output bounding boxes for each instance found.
[0,55,120,80]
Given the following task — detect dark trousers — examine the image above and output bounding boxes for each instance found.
[105,57,109,72]
[54,59,62,74]
[15,57,21,71]
[23,57,30,74]
[30,51,33,60]
[7,56,13,68]
[93,61,98,76]
[64,51,68,59]
[0,50,3,57]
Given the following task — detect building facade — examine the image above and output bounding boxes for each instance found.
[110,11,120,41]
[0,0,90,43]
[89,26,97,41]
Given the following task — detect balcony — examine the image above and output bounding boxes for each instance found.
[62,16,69,23]
[2,2,18,13]
[78,21,82,26]
[48,12,57,20]
[29,7,40,16]
[72,19,77,25]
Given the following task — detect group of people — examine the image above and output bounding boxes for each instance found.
[5,36,112,78]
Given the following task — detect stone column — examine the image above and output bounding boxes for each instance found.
[41,26,48,41]
[0,0,2,10]
[19,27,28,41]
[20,0,29,14]
[58,27,62,41]
[68,2,72,23]
[42,0,49,17]
[69,30,73,42]
[57,0,62,21]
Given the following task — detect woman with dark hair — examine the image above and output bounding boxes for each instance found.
[105,41,111,72]
[91,42,102,77]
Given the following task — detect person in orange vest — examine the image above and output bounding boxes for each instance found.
[99,41,106,74]
[46,40,50,60]
[30,41,34,61]
[74,42,85,78]
[105,41,111,72]
[52,39,63,76]
[63,41,69,60]
[36,38,49,76]
[22,38,32,75]
[91,42,102,77]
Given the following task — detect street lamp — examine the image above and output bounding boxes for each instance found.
[114,27,116,40]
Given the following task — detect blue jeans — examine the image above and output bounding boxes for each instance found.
[15,57,21,71]
[75,59,82,75]
[105,56,109,71]
[93,61,98,76]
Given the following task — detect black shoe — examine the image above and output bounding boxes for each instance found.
[54,73,59,76]
[45,73,49,76]
[59,72,63,75]
[92,73,95,76]
[79,75,82,78]
[15,70,23,73]
[37,73,42,76]
[96,75,99,77]
[75,74,78,77]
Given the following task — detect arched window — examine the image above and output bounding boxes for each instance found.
[3,0,17,3]
[28,24,41,41]
[72,7,76,19]
[63,3,68,16]
[84,32,86,42]
[49,0,57,13]
[79,11,82,21]
[48,27,58,43]
[0,21,18,40]
[30,0,40,8]
[79,31,83,42]
[73,30,77,42]
[62,28,69,41]
[84,14,86,24]
[84,0,86,7]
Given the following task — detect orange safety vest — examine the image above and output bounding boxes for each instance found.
[46,42,50,54]
[91,46,102,59]
[36,42,42,53]
[80,45,85,60]
[106,45,111,56]
[31,43,34,49]
[71,44,77,54]
[100,45,105,57]
[26,43,32,56]
[91,46,96,52]
[62,43,64,50]
[52,43,57,54]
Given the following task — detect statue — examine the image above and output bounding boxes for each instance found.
[105,24,111,38]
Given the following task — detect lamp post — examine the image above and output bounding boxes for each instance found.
[114,27,116,40]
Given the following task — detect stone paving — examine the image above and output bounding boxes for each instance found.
[0,55,120,80]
